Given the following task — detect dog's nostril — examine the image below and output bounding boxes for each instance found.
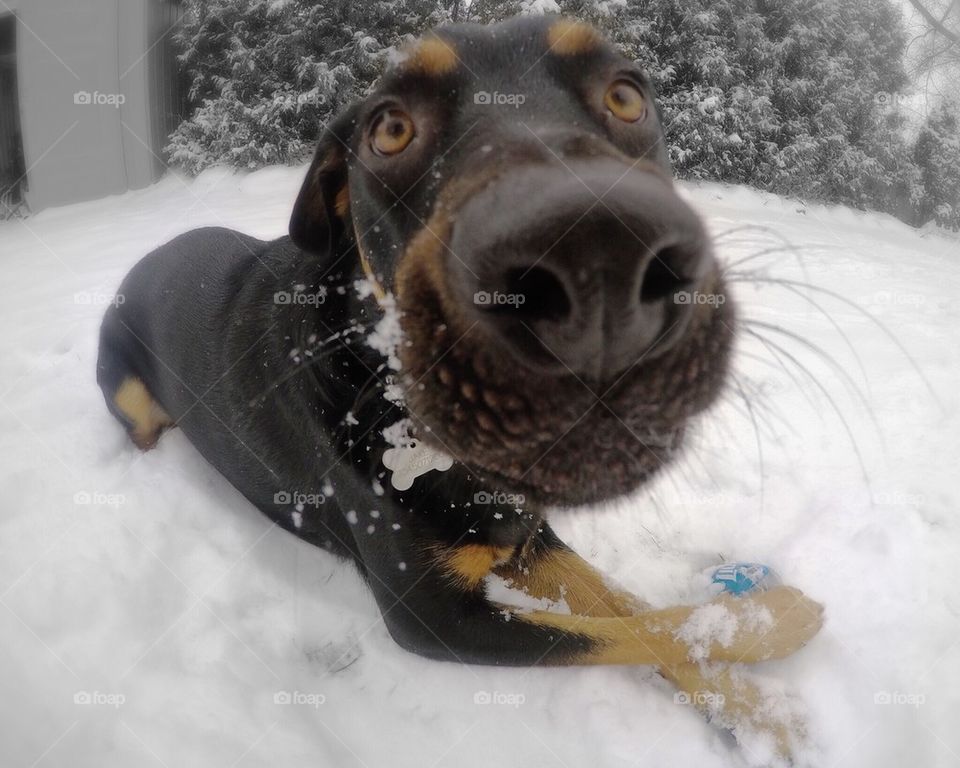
[501,266,571,321]
[639,246,693,304]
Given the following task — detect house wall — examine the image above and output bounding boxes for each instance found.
[118,0,156,192]
[7,0,160,212]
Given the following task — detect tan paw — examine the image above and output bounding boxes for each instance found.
[725,586,824,662]
[665,663,814,766]
[675,586,823,663]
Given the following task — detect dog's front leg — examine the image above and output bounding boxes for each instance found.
[354,521,821,670]
[492,524,819,762]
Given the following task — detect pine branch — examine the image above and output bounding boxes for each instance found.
[907,0,960,44]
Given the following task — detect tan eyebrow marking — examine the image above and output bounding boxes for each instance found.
[400,36,459,76]
[547,19,603,56]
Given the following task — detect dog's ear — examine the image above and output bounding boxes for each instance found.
[290,104,361,254]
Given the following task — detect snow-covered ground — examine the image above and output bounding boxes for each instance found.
[1,166,958,767]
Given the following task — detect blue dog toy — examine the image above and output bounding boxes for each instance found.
[711,562,780,596]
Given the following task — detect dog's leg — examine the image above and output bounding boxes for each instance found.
[493,525,813,762]
[111,376,173,450]
[482,560,820,667]
[358,522,822,669]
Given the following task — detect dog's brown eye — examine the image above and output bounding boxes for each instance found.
[371,109,415,156]
[604,80,646,123]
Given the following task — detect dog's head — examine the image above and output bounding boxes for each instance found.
[290,16,735,508]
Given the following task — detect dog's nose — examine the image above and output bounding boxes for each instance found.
[449,159,714,379]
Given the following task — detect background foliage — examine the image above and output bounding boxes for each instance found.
[169,0,960,230]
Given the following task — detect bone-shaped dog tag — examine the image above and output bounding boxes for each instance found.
[382,440,454,491]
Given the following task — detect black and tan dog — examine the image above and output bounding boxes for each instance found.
[98,16,823,760]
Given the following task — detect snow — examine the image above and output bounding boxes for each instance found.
[381,417,414,449]
[364,292,403,372]
[1,165,958,767]
[519,0,562,15]
[675,603,739,661]
[673,600,776,663]
[484,573,572,616]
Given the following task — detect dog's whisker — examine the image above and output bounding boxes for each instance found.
[712,223,788,241]
[737,336,824,416]
[677,436,728,496]
[729,274,943,410]
[729,352,804,439]
[715,225,816,286]
[718,243,829,279]
[713,223,813,253]
[745,327,873,492]
[728,372,766,514]
[720,380,784,441]
[742,318,882,442]
[720,245,799,274]
[757,280,872,391]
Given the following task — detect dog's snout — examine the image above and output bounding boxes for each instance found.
[450,160,714,380]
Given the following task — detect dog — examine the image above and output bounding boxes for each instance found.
[98,16,823,762]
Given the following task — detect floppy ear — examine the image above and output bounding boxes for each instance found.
[290,104,361,255]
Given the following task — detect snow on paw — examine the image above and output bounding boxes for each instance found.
[721,667,816,767]
[666,661,819,766]
[724,586,824,662]
[674,586,823,663]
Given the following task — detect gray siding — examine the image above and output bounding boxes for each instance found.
[3,0,182,212]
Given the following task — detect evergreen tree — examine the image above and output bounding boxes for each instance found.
[168,0,448,173]
[476,0,922,216]
[914,101,960,230]
[168,0,960,232]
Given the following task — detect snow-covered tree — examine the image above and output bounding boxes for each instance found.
[168,0,958,232]
[167,0,449,173]
[914,100,960,230]
[475,0,923,217]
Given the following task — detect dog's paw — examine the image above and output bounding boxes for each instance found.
[724,670,816,767]
[725,586,823,662]
[669,663,817,767]
[675,586,823,663]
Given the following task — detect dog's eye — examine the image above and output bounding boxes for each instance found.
[604,80,647,123]
[371,109,416,156]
